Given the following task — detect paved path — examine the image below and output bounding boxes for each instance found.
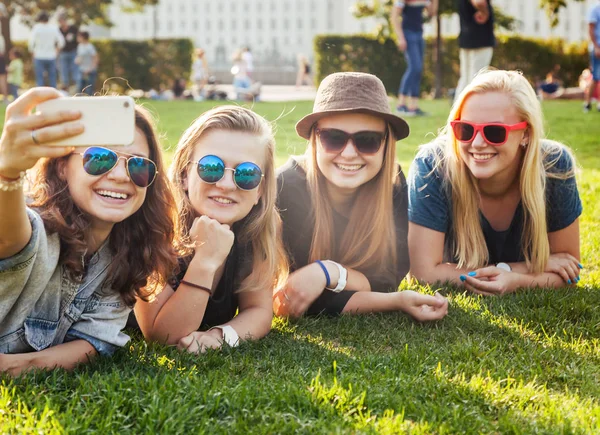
[217,84,317,102]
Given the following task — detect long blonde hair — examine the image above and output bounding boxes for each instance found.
[170,105,288,292]
[432,69,576,273]
[302,122,400,282]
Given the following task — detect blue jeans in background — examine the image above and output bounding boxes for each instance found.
[78,70,97,96]
[399,30,425,98]
[34,58,58,88]
[8,83,19,100]
[58,51,79,88]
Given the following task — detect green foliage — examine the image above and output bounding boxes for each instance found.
[540,0,586,27]
[0,99,599,433]
[314,34,588,95]
[12,38,194,92]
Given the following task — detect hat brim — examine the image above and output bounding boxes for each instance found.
[295,108,410,141]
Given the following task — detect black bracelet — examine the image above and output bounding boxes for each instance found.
[180,280,212,296]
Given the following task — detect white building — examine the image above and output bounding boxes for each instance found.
[9,0,597,69]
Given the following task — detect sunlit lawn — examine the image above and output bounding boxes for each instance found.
[1,99,599,434]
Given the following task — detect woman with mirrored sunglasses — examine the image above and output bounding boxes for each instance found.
[408,69,583,296]
[0,88,177,376]
[134,106,288,354]
[274,72,448,320]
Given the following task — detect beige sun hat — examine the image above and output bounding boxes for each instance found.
[295,72,410,141]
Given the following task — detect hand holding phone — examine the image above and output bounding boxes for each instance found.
[36,96,136,147]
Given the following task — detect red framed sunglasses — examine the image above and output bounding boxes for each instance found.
[450,120,528,146]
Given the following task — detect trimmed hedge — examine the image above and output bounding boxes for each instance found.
[314,34,589,95]
[13,38,194,92]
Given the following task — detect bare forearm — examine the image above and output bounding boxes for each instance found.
[343,291,402,314]
[391,8,404,41]
[0,340,96,376]
[0,189,30,259]
[223,306,272,341]
[470,0,488,12]
[427,0,438,16]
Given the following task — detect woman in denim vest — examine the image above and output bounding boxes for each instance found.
[0,88,177,375]
[408,70,582,295]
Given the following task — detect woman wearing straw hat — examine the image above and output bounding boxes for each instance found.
[273,72,448,319]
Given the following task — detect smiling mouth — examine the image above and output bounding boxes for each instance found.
[210,196,236,205]
[335,163,365,172]
[95,189,130,200]
[470,153,496,161]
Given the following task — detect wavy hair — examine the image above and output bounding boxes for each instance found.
[170,105,288,293]
[302,122,400,283]
[28,106,178,306]
[430,69,576,273]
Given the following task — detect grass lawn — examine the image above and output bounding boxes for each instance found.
[1,99,599,434]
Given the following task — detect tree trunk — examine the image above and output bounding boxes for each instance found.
[434,10,443,99]
[1,14,11,54]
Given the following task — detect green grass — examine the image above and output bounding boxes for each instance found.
[1,99,599,434]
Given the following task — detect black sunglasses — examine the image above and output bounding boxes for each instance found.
[315,128,387,154]
[79,146,158,188]
[194,155,264,191]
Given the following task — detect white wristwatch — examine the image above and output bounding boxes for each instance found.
[496,262,512,272]
[325,260,348,293]
[210,325,240,347]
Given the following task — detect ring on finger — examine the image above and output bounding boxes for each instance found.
[31,130,40,145]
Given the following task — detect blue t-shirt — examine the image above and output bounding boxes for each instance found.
[407,140,582,264]
[587,2,600,52]
[395,0,429,32]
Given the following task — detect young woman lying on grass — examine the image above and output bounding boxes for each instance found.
[0,88,177,376]
[134,106,288,353]
[274,72,448,320]
[408,69,582,295]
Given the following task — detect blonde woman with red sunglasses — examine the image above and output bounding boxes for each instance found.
[274,72,448,319]
[408,69,582,295]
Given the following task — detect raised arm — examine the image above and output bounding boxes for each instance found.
[390,2,406,52]
[0,88,82,259]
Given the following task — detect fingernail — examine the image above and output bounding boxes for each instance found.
[468,271,477,277]
[576,276,580,282]
[578,263,583,269]
[567,279,571,284]
[459,275,466,282]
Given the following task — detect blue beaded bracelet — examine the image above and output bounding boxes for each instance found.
[315,260,331,287]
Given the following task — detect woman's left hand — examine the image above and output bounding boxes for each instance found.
[462,266,525,296]
[274,263,328,318]
[177,330,223,354]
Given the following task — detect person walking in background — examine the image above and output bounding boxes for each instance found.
[191,48,209,100]
[6,48,23,101]
[0,33,7,103]
[75,31,98,96]
[584,0,600,113]
[28,11,65,88]
[455,0,495,98]
[391,0,438,117]
[241,46,254,79]
[296,54,312,88]
[57,13,79,91]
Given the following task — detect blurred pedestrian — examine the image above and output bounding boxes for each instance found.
[455,0,495,98]
[191,48,209,99]
[57,13,79,91]
[296,54,312,88]
[75,31,98,95]
[6,48,23,101]
[584,0,600,113]
[28,11,65,88]
[242,46,254,79]
[391,0,439,117]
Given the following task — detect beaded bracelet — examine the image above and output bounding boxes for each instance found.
[0,172,26,192]
[314,260,331,288]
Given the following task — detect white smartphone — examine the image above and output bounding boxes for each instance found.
[36,96,136,147]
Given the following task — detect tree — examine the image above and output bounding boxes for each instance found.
[0,0,158,52]
[539,0,585,27]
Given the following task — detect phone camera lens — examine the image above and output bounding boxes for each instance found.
[124,101,130,108]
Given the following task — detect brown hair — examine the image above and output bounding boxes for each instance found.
[28,106,178,306]
[170,105,288,293]
[303,122,399,282]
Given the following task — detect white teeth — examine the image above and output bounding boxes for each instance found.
[336,163,363,171]
[97,190,129,199]
[213,197,233,204]
[472,153,495,161]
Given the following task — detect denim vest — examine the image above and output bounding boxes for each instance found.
[0,209,131,356]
